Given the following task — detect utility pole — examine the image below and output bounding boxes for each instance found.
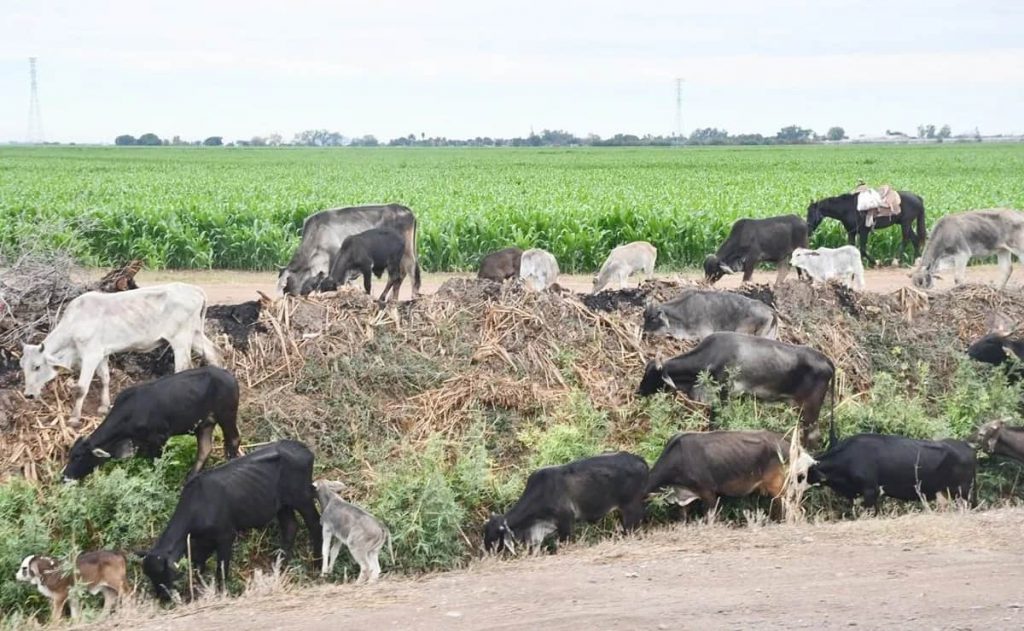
[27,57,44,144]
[675,77,684,144]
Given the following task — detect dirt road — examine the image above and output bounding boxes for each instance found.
[119,509,1024,631]
[116,264,1013,305]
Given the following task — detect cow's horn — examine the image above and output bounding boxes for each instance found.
[38,342,44,353]
[719,263,734,274]
[662,373,678,389]
[92,448,112,459]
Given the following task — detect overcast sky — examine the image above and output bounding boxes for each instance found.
[1,0,1021,143]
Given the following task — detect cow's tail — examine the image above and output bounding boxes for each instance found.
[385,526,395,565]
[408,214,422,297]
[915,196,927,250]
[827,367,837,448]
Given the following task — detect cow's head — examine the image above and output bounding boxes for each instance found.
[971,419,1006,453]
[62,436,116,482]
[137,550,180,602]
[789,247,816,271]
[703,255,732,285]
[483,514,516,555]
[277,265,310,297]
[20,343,59,399]
[909,258,938,289]
[641,303,670,336]
[806,200,824,234]
[636,359,677,396]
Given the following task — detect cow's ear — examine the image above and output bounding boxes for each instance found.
[92,448,112,459]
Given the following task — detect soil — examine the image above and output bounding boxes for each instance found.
[121,264,1014,305]
[112,508,1024,631]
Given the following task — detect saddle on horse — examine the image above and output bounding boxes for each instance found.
[852,182,901,228]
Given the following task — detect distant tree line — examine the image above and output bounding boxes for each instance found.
[112,122,966,148]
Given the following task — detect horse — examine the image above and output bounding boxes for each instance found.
[806,191,926,265]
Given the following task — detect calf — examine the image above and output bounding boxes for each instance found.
[136,440,321,601]
[518,248,560,291]
[973,419,1024,465]
[483,452,648,554]
[20,283,221,426]
[646,430,813,520]
[643,290,777,341]
[704,215,808,287]
[314,480,393,583]
[62,366,241,482]
[807,433,976,511]
[636,332,834,446]
[967,318,1023,381]
[478,247,523,282]
[320,227,407,301]
[15,551,127,621]
[790,245,865,290]
[911,208,1024,290]
[592,241,657,292]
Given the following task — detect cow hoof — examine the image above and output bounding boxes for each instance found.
[97,405,110,416]
[68,418,83,429]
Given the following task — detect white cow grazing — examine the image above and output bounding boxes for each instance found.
[519,249,560,291]
[315,480,393,584]
[21,283,222,425]
[790,245,865,290]
[592,241,657,293]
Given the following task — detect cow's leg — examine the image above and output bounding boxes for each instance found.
[366,548,382,583]
[620,497,645,532]
[953,252,970,286]
[169,336,193,373]
[351,545,370,584]
[556,515,575,543]
[774,259,791,287]
[329,539,345,577]
[700,491,720,524]
[996,250,1013,289]
[52,591,66,620]
[362,269,372,295]
[100,587,116,616]
[214,537,234,591]
[191,424,215,477]
[276,508,300,566]
[858,230,874,266]
[70,352,102,426]
[846,229,857,247]
[96,357,111,415]
[320,526,333,575]
[861,486,881,514]
[742,258,756,283]
[216,398,241,459]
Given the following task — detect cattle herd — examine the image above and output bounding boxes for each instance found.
[12,189,1024,622]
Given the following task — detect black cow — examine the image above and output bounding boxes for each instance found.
[62,366,240,482]
[636,332,834,446]
[306,227,407,302]
[477,247,523,282]
[807,433,976,511]
[646,430,813,520]
[703,215,808,286]
[136,440,321,601]
[968,330,1023,381]
[483,452,648,554]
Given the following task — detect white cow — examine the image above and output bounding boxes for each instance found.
[519,249,560,291]
[20,283,222,425]
[592,241,657,293]
[790,245,865,290]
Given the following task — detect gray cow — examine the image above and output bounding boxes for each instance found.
[643,290,778,341]
[314,480,392,583]
[911,208,1024,290]
[278,204,421,297]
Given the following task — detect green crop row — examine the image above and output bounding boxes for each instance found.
[1,144,1022,271]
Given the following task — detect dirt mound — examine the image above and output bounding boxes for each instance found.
[207,301,265,351]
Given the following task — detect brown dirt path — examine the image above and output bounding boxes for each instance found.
[110,508,1024,631]
[99,264,1012,305]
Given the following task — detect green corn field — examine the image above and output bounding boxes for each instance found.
[1,143,1022,271]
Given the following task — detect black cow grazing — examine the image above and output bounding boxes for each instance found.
[315,227,407,302]
[968,322,1023,382]
[137,440,321,601]
[646,430,814,520]
[483,452,648,554]
[703,215,808,287]
[62,366,241,483]
[973,419,1024,465]
[806,191,926,265]
[807,433,976,512]
[636,332,835,446]
[478,247,523,282]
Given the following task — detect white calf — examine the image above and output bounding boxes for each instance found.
[518,249,560,291]
[592,241,657,293]
[790,245,865,290]
[315,480,393,584]
[21,283,222,425]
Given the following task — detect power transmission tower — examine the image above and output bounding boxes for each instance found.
[675,78,684,143]
[27,57,44,144]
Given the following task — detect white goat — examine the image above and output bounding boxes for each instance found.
[314,480,393,584]
[592,241,657,293]
[518,248,560,291]
[790,245,865,290]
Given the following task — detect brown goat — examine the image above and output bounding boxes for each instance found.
[15,550,127,620]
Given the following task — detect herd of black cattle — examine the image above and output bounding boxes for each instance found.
[13,199,1024,621]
